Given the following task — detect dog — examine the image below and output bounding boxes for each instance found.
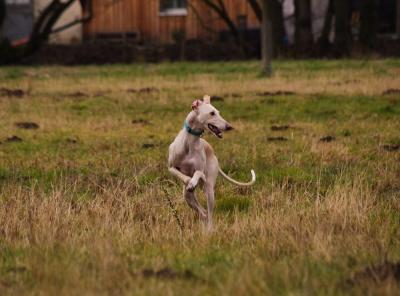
[168,95,256,230]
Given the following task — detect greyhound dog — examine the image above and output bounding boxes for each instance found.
[168,95,256,230]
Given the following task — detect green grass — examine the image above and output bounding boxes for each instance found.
[0,60,399,295]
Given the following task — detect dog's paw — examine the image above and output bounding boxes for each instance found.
[186,179,198,192]
[199,210,207,221]
[183,176,191,185]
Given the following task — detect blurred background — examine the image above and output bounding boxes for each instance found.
[0,0,399,64]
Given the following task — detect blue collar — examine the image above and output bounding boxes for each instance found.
[184,121,204,137]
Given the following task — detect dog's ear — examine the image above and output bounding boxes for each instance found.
[203,95,211,104]
[192,99,202,111]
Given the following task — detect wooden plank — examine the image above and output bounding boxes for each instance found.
[104,1,112,32]
[186,0,195,39]
[144,0,152,41]
[113,0,118,32]
[133,0,136,32]
[83,0,262,42]
[132,0,136,32]
[125,0,131,31]
[137,0,144,38]
[155,0,160,42]
[117,0,123,31]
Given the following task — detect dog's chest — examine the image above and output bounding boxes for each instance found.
[177,149,205,176]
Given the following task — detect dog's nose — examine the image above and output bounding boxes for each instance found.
[225,124,233,131]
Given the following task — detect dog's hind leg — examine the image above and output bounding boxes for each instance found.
[183,187,207,221]
[205,155,219,231]
[205,185,215,231]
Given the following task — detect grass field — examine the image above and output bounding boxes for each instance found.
[0,60,399,295]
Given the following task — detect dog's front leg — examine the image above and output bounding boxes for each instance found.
[186,170,206,192]
[168,167,191,184]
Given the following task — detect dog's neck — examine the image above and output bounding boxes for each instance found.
[183,111,204,140]
[186,111,203,129]
[185,111,204,132]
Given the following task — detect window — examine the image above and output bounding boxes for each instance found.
[6,0,31,4]
[160,0,187,16]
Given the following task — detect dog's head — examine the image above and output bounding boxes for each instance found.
[192,95,233,138]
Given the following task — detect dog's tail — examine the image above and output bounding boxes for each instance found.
[218,167,256,186]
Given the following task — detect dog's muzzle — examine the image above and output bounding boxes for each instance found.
[225,124,233,131]
[208,124,223,138]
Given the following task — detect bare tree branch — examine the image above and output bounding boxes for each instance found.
[1,0,89,63]
[26,0,76,55]
[187,0,219,35]
[201,0,239,41]
[246,0,262,21]
[51,0,92,34]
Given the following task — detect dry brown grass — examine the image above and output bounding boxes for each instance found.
[0,60,399,295]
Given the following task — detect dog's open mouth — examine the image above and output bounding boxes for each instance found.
[208,124,223,138]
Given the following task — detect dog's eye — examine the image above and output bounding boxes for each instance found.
[210,111,215,116]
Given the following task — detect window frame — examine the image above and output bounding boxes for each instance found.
[159,0,188,17]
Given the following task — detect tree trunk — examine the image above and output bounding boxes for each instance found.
[397,0,400,37]
[360,0,378,49]
[261,0,272,76]
[0,0,5,31]
[247,0,285,55]
[318,0,333,48]
[295,0,313,52]
[270,0,286,54]
[333,0,351,56]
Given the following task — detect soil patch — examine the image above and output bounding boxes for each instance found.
[66,138,78,144]
[132,119,151,125]
[271,125,290,131]
[349,261,400,285]
[256,91,296,97]
[0,87,25,98]
[67,91,88,98]
[127,87,159,94]
[382,88,400,95]
[319,135,335,142]
[382,144,400,152]
[5,136,23,142]
[142,143,156,149]
[15,122,39,129]
[332,79,360,86]
[142,267,196,280]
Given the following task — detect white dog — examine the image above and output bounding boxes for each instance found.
[168,95,256,230]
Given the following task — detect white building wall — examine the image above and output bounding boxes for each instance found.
[34,0,82,44]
